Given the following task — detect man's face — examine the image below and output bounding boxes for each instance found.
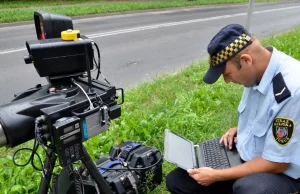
[222,57,257,87]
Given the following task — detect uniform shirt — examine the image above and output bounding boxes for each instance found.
[236,46,300,179]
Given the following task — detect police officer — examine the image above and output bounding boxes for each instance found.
[166,24,300,194]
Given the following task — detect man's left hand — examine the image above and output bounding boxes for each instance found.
[187,167,218,186]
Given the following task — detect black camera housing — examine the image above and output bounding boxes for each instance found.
[0,77,121,148]
[25,36,94,78]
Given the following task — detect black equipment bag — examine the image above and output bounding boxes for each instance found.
[52,141,163,194]
[96,156,140,194]
[98,141,163,193]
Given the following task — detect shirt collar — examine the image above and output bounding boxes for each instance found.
[253,46,279,94]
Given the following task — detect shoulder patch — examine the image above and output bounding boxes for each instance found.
[273,73,291,103]
[272,117,294,146]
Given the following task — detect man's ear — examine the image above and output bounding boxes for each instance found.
[240,54,252,67]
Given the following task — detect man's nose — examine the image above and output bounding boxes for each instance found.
[223,75,231,84]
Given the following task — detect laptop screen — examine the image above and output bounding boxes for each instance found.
[164,129,196,170]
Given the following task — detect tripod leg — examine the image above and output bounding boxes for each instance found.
[38,151,57,194]
[81,146,113,194]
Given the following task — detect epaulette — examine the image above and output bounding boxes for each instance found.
[273,73,291,103]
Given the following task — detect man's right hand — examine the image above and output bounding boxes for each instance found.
[220,127,237,150]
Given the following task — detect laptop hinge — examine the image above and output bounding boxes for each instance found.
[193,145,200,168]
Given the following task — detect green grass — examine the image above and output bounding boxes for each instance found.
[0,0,279,23]
[0,26,299,193]
[0,0,104,8]
[261,28,300,60]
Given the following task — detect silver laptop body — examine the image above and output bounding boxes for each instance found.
[164,129,242,170]
[164,129,201,170]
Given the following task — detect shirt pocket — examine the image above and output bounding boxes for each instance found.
[238,102,246,113]
[252,121,268,137]
[238,102,246,125]
[252,121,268,157]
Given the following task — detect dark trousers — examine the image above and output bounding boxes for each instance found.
[166,168,300,194]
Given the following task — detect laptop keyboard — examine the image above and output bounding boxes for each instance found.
[202,138,230,169]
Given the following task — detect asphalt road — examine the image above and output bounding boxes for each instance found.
[0,1,300,104]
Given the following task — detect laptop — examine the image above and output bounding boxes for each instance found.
[164,129,243,170]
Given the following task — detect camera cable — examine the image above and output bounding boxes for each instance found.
[12,117,54,192]
[92,41,110,84]
[75,168,85,194]
[99,150,163,172]
[13,117,42,169]
[72,78,94,110]
[93,180,101,194]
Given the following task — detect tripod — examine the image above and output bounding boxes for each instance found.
[38,145,113,194]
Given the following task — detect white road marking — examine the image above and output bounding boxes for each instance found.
[1,5,299,55]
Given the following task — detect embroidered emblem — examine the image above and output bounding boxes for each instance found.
[272,117,294,145]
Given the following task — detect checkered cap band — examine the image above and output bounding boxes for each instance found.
[209,33,251,67]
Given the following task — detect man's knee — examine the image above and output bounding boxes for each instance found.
[166,169,178,192]
[233,173,271,194]
[166,168,202,194]
[166,168,190,193]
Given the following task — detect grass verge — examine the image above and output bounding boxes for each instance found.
[0,0,278,23]
[0,26,299,193]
